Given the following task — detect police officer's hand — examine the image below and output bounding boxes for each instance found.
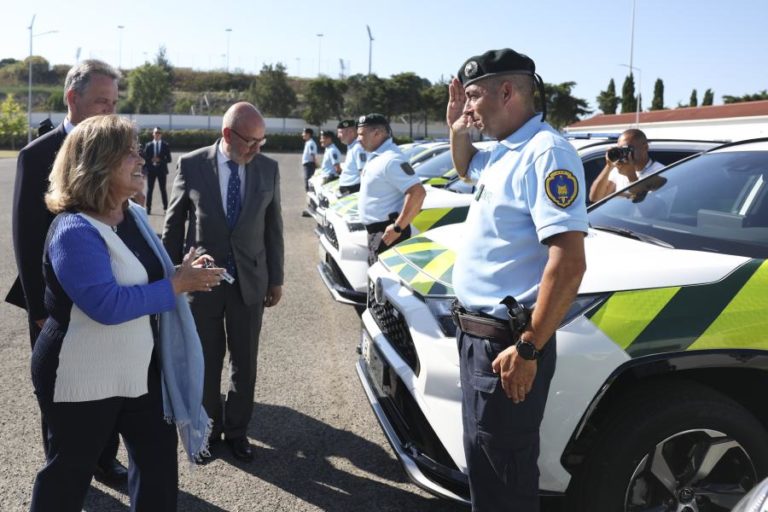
[492,346,537,404]
[381,224,399,247]
[447,78,471,134]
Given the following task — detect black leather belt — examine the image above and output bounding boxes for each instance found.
[365,213,399,234]
[451,301,517,344]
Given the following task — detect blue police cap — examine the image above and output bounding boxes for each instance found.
[458,48,536,87]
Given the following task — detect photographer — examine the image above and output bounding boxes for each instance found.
[588,128,664,202]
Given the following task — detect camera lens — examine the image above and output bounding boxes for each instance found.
[607,147,622,161]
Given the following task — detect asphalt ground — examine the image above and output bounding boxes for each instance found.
[0,152,469,512]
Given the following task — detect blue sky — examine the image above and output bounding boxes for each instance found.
[4,0,767,115]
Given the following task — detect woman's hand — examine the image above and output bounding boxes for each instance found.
[171,248,225,294]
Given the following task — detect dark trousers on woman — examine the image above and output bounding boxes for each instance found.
[30,360,178,512]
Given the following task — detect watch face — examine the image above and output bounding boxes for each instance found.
[517,340,538,360]
[393,224,402,233]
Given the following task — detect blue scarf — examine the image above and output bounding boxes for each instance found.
[128,203,211,462]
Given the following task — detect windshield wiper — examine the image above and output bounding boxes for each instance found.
[591,224,674,248]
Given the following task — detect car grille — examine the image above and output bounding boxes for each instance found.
[368,281,419,375]
[323,222,339,251]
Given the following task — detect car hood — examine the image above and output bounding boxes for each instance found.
[377,224,751,298]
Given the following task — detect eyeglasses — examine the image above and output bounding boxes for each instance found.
[230,127,267,148]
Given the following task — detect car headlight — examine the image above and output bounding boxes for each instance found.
[425,297,457,338]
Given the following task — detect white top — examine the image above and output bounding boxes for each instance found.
[608,159,665,191]
[217,143,245,214]
[54,214,155,402]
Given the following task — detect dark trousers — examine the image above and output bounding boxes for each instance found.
[146,170,168,211]
[365,217,411,266]
[30,359,178,512]
[28,317,119,466]
[457,329,556,512]
[190,280,266,439]
[302,162,316,191]
[339,183,360,195]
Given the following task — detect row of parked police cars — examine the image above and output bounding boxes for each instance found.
[304,134,768,511]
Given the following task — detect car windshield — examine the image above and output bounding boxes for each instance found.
[413,151,455,179]
[588,149,768,258]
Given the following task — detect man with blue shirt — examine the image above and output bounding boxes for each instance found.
[301,127,318,191]
[336,119,365,195]
[357,114,425,265]
[319,130,342,184]
[447,49,588,511]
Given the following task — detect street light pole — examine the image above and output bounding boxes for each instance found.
[620,63,642,127]
[225,28,232,72]
[117,25,124,69]
[366,25,374,76]
[316,33,323,76]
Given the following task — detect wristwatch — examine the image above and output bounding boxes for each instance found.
[515,339,541,361]
[392,223,403,234]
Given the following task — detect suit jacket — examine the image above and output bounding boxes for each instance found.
[143,139,172,176]
[162,141,284,306]
[6,124,67,319]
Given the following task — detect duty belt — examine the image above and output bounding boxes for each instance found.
[364,212,399,234]
[451,301,519,344]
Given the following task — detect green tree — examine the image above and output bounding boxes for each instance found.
[421,80,449,121]
[0,94,27,149]
[248,63,297,118]
[542,81,591,129]
[621,74,637,113]
[343,74,392,117]
[127,63,172,113]
[702,89,714,106]
[723,90,768,103]
[596,78,618,115]
[388,72,429,138]
[689,89,698,107]
[303,77,345,127]
[650,78,665,110]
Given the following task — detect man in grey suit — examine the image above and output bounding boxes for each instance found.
[162,102,284,463]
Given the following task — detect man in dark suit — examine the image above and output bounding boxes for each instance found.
[162,102,284,463]
[143,126,172,214]
[7,59,128,483]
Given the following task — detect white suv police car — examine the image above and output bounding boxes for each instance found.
[358,138,768,510]
[320,139,718,308]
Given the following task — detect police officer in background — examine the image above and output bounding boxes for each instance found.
[447,49,588,511]
[336,119,365,195]
[318,130,342,184]
[357,114,425,265]
[301,127,318,191]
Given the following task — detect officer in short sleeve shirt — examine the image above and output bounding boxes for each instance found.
[319,130,342,184]
[336,119,366,195]
[447,49,588,511]
[356,113,426,265]
[301,128,318,191]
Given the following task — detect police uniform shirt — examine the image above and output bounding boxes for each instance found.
[453,114,589,319]
[338,139,366,187]
[358,138,420,225]
[320,143,342,178]
[302,138,317,164]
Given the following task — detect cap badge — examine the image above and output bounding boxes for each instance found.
[464,60,478,78]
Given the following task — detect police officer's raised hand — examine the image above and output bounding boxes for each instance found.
[447,78,472,134]
[492,346,537,403]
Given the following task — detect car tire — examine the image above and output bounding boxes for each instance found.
[568,379,768,512]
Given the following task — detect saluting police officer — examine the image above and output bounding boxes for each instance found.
[336,119,366,195]
[319,130,342,184]
[447,49,588,511]
[356,113,426,265]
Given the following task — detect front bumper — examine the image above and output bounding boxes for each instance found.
[357,316,470,503]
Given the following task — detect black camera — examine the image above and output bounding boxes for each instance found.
[607,145,634,163]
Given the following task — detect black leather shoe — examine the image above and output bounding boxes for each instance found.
[226,437,254,463]
[93,458,128,484]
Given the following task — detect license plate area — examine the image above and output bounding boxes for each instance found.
[361,329,392,398]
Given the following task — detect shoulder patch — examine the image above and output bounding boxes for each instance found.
[359,153,367,162]
[545,170,579,208]
[400,162,415,176]
[332,151,339,161]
